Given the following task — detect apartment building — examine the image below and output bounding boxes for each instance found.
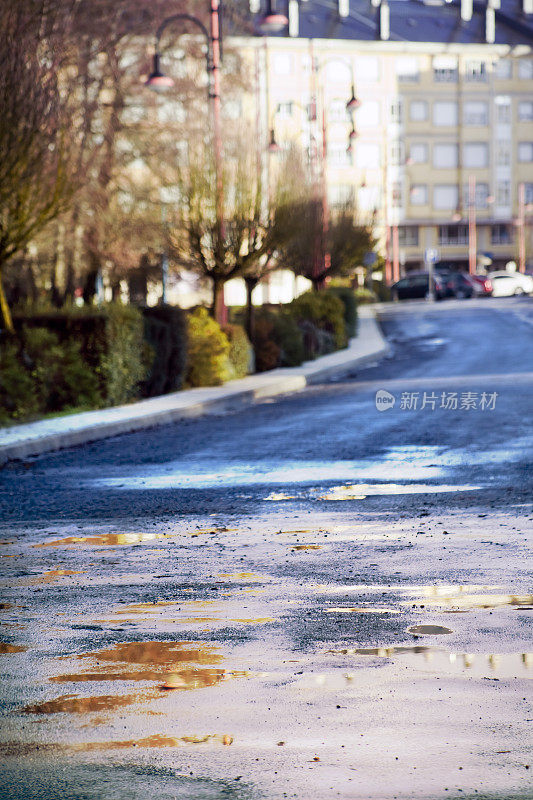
[238,0,533,278]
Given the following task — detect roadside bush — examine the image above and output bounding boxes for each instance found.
[353,287,378,304]
[0,337,39,423]
[287,291,347,351]
[252,313,281,373]
[372,280,392,302]
[326,286,358,338]
[185,307,230,387]
[222,323,252,380]
[142,305,188,397]
[99,305,149,406]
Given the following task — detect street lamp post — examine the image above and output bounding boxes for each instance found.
[468,174,477,274]
[145,3,227,323]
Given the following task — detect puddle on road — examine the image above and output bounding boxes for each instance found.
[78,640,224,666]
[0,603,14,611]
[218,572,268,582]
[0,733,234,755]
[327,647,533,679]
[317,482,480,501]
[0,642,27,654]
[33,533,171,548]
[292,544,322,551]
[324,607,400,614]
[403,585,533,611]
[21,691,158,715]
[407,625,453,635]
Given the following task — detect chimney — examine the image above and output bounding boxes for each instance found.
[339,0,349,16]
[379,0,390,40]
[461,0,473,21]
[288,0,299,35]
[486,5,496,42]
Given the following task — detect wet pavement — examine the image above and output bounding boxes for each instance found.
[0,297,532,800]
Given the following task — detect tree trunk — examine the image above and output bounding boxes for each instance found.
[211,276,225,325]
[0,269,15,335]
[244,276,259,340]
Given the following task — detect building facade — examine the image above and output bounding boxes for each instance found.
[239,0,533,278]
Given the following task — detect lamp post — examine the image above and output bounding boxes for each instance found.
[145,2,227,323]
[468,174,477,274]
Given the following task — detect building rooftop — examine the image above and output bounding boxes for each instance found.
[237,0,533,46]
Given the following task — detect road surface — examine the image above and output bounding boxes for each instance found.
[1,297,532,800]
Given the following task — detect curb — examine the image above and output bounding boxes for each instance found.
[0,311,390,465]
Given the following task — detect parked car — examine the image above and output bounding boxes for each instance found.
[391,271,448,301]
[445,272,475,299]
[469,274,493,296]
[487,271,533,297]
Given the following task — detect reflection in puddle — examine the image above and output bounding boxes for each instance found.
[218,572,267,581]
[0,603,14,611]
[21,691,157,715]
[328,646,533,679]
[0,642,27,654]
[404,586,533,611]
[79,640,223,666]
[33,533,169,548]
[292,544,322,551]
[407,625,453,635]
[318,482,479,501]
[37,569,84,584]
[324,607,400,614]
[0,733,234,754]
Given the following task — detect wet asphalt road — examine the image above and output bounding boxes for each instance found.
[0,297,532,800]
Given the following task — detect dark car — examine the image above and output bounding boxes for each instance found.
[445,272,475,298]
[468,274,493,296]
[391,271,447,301]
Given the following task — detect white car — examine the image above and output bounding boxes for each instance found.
[487,271,533,297]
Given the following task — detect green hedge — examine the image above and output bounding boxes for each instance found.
[185,307,230,387]
[325,286,358,338]
[222,323,252,380]
[287,291,347,351]
[142,305,188,397]
[2,305,149,423]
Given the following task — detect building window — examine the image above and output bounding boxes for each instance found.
[325,60,351,83]
[494,59,512,79]
[496,180,511,206]
[495,99,511,123]
[329,99,350,122]
[463,101,488,126]
[463,142,489,168]
[354,56,379,82]
[358,101,380,127]
[465,60,487,82]
[433,101,458,126]
[433,143,458,169]
[438,225,469,246]
[328,144,351,166]
[410,184,428,205]
[491,224,513,245]
[518,142,533,162]
[464,182,490,209]
[434,185,459,211]
[396,57,419,82]
[356,143,380,168]
[398,226,419,246]
[518,101,533,121]
[410,100,428,122]
[277,102,293,119]
[390,141,404,165]
[390,100,403,124]
[496,141,511,166]
[525,183,533,204]
[391,181,402,207]
[433,56,458,83]
[273,53,292,75]
[329,184,355,207]
[517,59,533,80]
[409,143,428,163]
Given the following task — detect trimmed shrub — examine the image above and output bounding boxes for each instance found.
[287,291,347,351]
[222,323,252,380]
[0,337,40,423]
[354,287,378,304]
[99,305,148,406]
[326,286,358,338]
[372,280,392,303]
[142,305,188,397]
[185,307,230,387]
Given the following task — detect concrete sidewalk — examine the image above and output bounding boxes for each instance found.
[0,308,390,465]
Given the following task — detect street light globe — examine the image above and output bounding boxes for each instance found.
[145,54,175,92]
[257,12,289,33]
